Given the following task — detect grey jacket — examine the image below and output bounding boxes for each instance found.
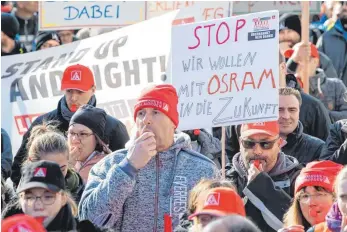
[317,24,347,86]
[309,69,347,122]
[1,129,13,180]
[78,132,220,232]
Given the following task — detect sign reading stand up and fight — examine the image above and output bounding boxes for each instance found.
[171,10,279,130]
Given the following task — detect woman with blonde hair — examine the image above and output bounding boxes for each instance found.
[2,161,97,231]
[280,161,342,232]
[307,165,347,232]
[24,122,84,203]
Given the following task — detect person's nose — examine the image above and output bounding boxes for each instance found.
[143,112,152,125]
[70,92,78,102]
[252,143,263,154]
[281,109,290,119]
[33,198,44,210]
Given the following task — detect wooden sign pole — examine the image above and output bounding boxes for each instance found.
[221,127,226,179]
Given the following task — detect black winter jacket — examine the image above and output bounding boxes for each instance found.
[281,121,325,165]
[226,153,303,232]
[11,97,129,187]
[320,119,347,164]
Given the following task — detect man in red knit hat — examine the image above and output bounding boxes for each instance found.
[79,84,220,232]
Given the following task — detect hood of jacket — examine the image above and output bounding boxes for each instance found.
[126,131,192,155]
[309,68,326,95]
[65,168,83,194]
[232,151,300,177]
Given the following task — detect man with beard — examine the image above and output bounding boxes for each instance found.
[317,1,347,86]
[225,121,302,232]
[279,13,338,79]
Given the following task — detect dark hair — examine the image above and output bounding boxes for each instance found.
[203,215,261,232]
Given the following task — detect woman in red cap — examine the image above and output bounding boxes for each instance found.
[307,166,347,232]
[2,161,97,231]
[279,160,343,232]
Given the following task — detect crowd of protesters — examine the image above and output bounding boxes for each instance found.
[1,0,347,232]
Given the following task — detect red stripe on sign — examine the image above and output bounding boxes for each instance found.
[14,113,44,135]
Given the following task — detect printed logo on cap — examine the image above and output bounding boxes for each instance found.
[33,168,47,177]
[204,193,220,206]
[9,223,33,232]
[252,122,265,126]
[71,71,81,81]
[298,174,330,184]
[163,103,169,112]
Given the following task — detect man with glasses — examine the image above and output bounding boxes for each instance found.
[226,121,303,232]
[279,87,325,165]
[11,64,129,188]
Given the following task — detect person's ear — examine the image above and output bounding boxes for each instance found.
[313,57,320,68]
[61,192,67,206]
[91,86,96,94]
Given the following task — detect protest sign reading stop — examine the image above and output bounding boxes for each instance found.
[171,10,280,131]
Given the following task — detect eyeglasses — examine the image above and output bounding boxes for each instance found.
[299,193,331,204]
[67,131,94,140]
[241,137,279,150]
[21,193,57,205]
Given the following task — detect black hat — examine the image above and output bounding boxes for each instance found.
[279,13,301,38]
[17,160,66,194]
[70,105,107,143]
[1,13,19,39]
[34,31,61,50]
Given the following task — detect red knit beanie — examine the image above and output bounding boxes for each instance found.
[295,161,343,194]
[134,84,179,128]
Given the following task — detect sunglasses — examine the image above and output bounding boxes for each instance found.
[241,137,279,150]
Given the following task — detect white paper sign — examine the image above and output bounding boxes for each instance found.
[147,1,231,24]
[2,11,179,153]
[232,1,321,14]
[39,1,146,30]
[172,10,280,130]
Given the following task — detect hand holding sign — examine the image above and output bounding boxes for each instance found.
[127,131,157,170]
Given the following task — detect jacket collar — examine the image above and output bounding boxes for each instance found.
[46,204,76,231]
[284,121,304,146]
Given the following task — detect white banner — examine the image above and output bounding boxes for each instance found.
[39,1,146,30]
[2,11,179,153]
[232,1,321,14]
[172,10,280,130]
[147,1,231,24]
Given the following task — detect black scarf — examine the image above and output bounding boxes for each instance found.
[60,95,96,122]
[46,204,77,231]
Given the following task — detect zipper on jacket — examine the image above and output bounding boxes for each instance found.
[153,155,160,232]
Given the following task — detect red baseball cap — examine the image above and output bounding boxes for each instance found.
[284,43,320,60]
[2,214,46,232]
[188,187,246,220]
[61,64,95,92]
[295,160,343,194]
[240,121,279,138]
